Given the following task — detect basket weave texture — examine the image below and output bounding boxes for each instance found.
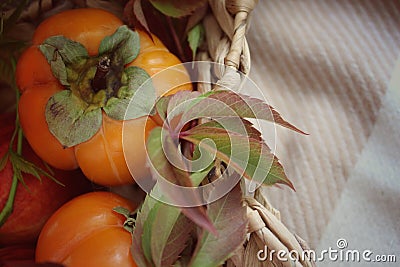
[197,2,315,265]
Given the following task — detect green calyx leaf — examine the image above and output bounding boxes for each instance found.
[40,36,89,86]
[99,25,140,65]
[104,66,157,120]
[45,90,102,148]
[112,206,135,233]
[39,26,158,147]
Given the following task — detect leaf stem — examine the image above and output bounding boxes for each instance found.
[0,166,18,226]
[0,58,22,227]
[166,16,186,62]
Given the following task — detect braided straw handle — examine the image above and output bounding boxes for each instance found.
[199,1,315,266]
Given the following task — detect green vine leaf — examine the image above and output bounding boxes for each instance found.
[198,118,263,141]
[155,95,172,123]
[0,115,62,226]
[150,165,211,267]
[8,150,63,188]
[149,0,208,18]
[154,212,193,267]
[189,184,247,267]
[181,90,308,135]
[187,24,204,60]
[142,201,160,264]
[45,90,102,148]
[133,164,211,267]
[149,90,301,189]
[181,123,294,189]
[131,193,157,267]
[166,91,202,124]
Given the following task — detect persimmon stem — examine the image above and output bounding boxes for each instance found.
[0,58,22,227]
[92,56,111,93]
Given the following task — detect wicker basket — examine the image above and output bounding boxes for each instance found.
[198,2,315,266]
[2,0,315,266]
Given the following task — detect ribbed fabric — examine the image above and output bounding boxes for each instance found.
[246,0,400,247]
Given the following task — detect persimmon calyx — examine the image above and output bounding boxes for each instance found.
[113,206,135,234]
[39,25,157,148]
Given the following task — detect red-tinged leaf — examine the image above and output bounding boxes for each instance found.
[181,90,307,135]
[123,0,153,38]
[166,91,201,115]
[185,4,209,33]
[134,0,152,36]
[149,0,208,18]
[154,95,171,123]
[137,167,210,267]
[160,215,193,266]
[123,0,136,27]
[196,118,263,141]
[151,205,193,267]
[189,184,247,267]
[181,124,294,189]
[131,194,156,267]
[166,90,201,129]
[146,127,216,233]
[124,0,191,61]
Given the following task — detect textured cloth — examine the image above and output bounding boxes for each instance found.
[246,0,400,255]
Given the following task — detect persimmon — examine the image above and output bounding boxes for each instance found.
[36,191,137,267]
[0,113,91,245]
[16,8,192,186]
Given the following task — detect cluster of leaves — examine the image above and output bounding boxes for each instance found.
[121,3,306,265]
[0,0,60,227]
[130,89,305,266]
[123,0,207,62]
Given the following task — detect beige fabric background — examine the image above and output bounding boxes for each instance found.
[244,0,400,262]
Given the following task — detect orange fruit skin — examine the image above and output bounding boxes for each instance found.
[16,8,193,185]
[32,8,124,56]
[18,83,78,170]
[35,191,137,267]
[0,121,90,245]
